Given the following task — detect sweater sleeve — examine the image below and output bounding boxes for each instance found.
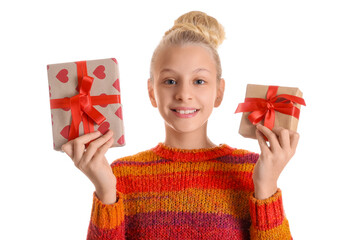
[248,188,292,240]
[86,190,125,240]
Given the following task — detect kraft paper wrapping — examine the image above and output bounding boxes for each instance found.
[47,58,125,151]
[239,84,303,139]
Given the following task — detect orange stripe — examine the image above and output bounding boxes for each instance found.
[116,170,254,194]
[250,218,292,239]
[91,191,125,229]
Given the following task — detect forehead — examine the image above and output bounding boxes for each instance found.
[154,44,216,76]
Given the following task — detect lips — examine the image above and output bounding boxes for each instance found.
[171,107,200,114]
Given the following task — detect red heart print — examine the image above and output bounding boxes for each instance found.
[117,135,125,145]
[112,58,118,64]
[93,65,106,79]
[97,121,110,135]
[112,79,120,92]
[56,69,69,83]
[115,106,123,120]
[60,125,70,139]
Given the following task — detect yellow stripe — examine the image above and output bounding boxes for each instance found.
[122,188,253,218]
[250,218,292,239]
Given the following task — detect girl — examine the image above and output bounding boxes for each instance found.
[62,11,297,240]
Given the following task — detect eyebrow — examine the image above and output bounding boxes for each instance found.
[160,68,210,74]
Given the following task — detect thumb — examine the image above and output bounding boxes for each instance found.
[61,142,73,158]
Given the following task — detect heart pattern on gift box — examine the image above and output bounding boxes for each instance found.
[56,69,69,83]
[97,121,110,135]
[112,58,118,64]
[60,125,70,139]
[113,79,120,92]
[115,106,123,120]
[93,65,106,79]
[117,135,125,145]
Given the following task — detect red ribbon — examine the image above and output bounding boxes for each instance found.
[234,86,306,130]
[50,61,121,141]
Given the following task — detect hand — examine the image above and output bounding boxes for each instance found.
[253,124,300,199]
[61,130,117,204]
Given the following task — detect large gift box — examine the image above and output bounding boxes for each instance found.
[47,58,125,151]
[235,84,306,139]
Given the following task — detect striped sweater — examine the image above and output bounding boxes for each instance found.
[87,143,292,239]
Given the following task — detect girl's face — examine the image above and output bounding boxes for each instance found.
[148,44,225,134]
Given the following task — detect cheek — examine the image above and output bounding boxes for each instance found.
[199,88,217,103]
[155,88,172,105]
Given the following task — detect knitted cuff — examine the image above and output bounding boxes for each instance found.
[90,190,125,230]
[249,188,285,231]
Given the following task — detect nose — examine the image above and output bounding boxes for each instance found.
[175,81,193,101]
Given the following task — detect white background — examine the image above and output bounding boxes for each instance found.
[1,0,360,239]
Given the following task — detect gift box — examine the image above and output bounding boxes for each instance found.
[235,84,306,139]
[47,58,125,151]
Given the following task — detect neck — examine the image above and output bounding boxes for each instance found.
[163,121,217,149]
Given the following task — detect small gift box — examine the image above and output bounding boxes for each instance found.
[235,84,306,139]
[47,58,125,151]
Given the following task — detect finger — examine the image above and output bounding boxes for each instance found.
[93,137,114,160]
[256,124,280,152]
[289,130,300,152]
[61,142,73,158]
[73,131,102,162]
[255,129,271,155]
[81,130,114,164]
[76,131,103,145]
[272,126,290,150]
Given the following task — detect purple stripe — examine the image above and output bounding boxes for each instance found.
[217,153,259,164]
[112,153,259,167]
[124,211,251,231]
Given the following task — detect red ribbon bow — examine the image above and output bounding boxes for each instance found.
[234,86,306,130]
[50,61,120,141]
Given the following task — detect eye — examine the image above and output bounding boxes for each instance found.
[164,79,176,85]
[194,79,205,85]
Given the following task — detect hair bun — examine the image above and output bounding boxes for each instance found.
[164,11,226,49]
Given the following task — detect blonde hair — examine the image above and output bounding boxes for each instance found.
[150,11,226,82]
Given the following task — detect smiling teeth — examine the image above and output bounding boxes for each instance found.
[176,109,197,114]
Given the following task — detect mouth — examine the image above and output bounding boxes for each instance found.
[171,108,200,114]
[170,108,200,118]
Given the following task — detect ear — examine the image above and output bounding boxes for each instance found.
[147,78,158,108]
[214,78,225,107]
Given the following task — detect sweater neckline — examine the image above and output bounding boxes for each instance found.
[151,142,234,162]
